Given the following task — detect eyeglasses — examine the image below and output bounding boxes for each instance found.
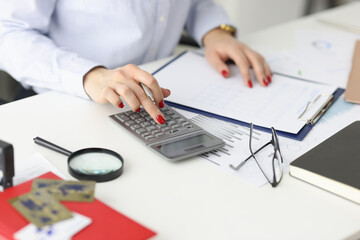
[229,123,284,187]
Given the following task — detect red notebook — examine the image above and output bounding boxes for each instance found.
[0,172,156,240]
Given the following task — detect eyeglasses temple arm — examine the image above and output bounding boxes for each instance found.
[229,141,272,170]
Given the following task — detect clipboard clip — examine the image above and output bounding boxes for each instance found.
[297,93,334,125]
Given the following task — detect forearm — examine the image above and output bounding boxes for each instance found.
[0,0,99,99]
[0,30,99,99]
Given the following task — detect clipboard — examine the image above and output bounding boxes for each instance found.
[153,51,344,141]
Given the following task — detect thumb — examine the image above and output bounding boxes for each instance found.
[161,88,171,98]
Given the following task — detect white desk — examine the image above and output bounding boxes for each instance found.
[1,5,360,240]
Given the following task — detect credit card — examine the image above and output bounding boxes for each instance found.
[32,179,95,202]
[10,189,72,228]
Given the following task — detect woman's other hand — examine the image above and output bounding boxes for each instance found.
[203,28,272,88]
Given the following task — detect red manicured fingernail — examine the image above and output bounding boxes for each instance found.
[263,79,268,86]
[118,102,124,108]
[157,115,165,124]
[159,100,164,108]
[222,70,228,78]
[267,76,272,83]
[248,80,253,88]
[136,108,141,112]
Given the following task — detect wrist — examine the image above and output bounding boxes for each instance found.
[202,27,235,47]
[83,66,107,98]
[84,65,106,81]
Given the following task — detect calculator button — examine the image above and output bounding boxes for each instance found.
[152,130,162,135]
[172,124,181,129]
[146,126,157,131]
[141,132,152,137]
[140,112,148,117]
[176,119,186,124]
[169,129,179,134]
[167,120,176,126]
[112,106,198,145]
[135,118,146,123]
[163,127,172,131]
[136,128,147,134]
[115,114,130,122]
[154,133,165,137]
[156,124,166,129]
[140,122,151,127]
[177,126,189,132]
[171,115,180,120]
[130,114,141,120]
[145,135,155,141]
[130,124,141,130]
[164,110,174,115]
[125,120,136,126]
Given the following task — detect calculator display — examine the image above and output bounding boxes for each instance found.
[153,134,215,159]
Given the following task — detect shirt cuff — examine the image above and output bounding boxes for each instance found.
[57,54,100,100]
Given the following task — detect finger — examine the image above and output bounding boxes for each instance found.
[127,82,166,124]
[245,50,268,87]
[126,64,164,108]
[205,51,230,78]
[228,50,253,88]
[263,60,273,84]
[141,96,166,124]
[103,87,124,108]
[161,88,171,98]
[113,83,141,112]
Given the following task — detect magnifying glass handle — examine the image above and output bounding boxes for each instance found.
[33,137,73,156]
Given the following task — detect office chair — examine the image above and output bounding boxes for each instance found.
[0,71,19,103]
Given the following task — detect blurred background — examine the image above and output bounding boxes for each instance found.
[0,0,358,104]
[214,0,356,35]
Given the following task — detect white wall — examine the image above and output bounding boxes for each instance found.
[214,0,307,36]
[214,0,359,36]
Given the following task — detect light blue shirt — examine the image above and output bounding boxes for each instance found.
[0,0,231,98]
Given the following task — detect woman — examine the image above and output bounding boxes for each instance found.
[0,0,271,124]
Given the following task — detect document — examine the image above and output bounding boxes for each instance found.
[14,212,92,240]
[0,153,65,192]
[258,30,359,88]
[175,94,360,187]
[177,108,274,187]
[13,153,65,186]
[154,51,338,135]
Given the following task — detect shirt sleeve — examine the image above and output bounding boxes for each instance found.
[185,0,233,46]
[0,0,100,99]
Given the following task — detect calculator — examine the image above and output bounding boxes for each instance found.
[109,105,225,161]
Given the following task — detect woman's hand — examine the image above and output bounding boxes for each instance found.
[203,28,272,88]
[83,64,171,124]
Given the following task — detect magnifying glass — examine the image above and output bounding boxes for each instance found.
[33,137,124,182]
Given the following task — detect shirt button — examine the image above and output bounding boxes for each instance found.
[159,16,165,22]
